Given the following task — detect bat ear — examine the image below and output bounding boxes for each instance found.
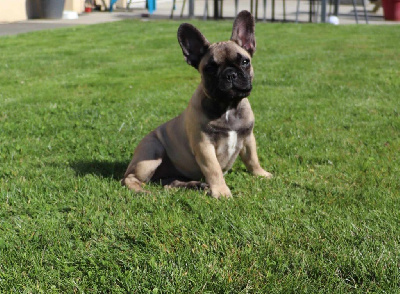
[231,10,256,56]
[178,23,210,69]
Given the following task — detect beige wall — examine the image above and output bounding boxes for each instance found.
[0,0,86,23]
[0,0,143,23]
[97,0,144,10]
[64,0,85,13]
[117,0,128,8]
[0,0,27,23]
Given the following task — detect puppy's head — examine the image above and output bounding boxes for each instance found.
[178,11,256,104]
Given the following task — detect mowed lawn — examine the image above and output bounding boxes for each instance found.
[0,19,399,293]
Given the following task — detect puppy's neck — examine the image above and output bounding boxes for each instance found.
[200,86,243,120]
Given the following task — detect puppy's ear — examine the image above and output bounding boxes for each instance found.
[231,10,256,56]
[178,23,210,69]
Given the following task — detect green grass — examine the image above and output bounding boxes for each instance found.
[1,20,399,293]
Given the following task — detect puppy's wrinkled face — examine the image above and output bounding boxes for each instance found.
[199,41,254,102]
[178,10,256,104]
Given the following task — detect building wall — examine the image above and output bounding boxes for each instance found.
[0,0,27,23]
[64,0,85,13]
[0,0,85,23]
[0,0,146,23]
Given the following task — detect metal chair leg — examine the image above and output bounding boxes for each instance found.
[283,0,286,21]
[272,0,275,21]
[235,0,239,15]
[170,0,176,18]
[180,0,186,18]
[263,0,267,21]
[334,0,340,15]
[362,0,369,23]
[351,0,359,23]
[296,0,301,22]
[256,0,259,20]
[203,0,209,20]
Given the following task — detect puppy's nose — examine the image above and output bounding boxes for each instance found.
[226,71,237,82]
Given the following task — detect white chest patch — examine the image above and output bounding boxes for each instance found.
[225,110,230,122]
[226,131,238,158]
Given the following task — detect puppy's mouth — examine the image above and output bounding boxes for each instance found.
[234,85,252,93]
[206,72,253,101]
[220,76,252,98]
[232,84,252,97]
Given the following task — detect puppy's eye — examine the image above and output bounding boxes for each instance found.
[241,59,250,67]
[205,61,218,72]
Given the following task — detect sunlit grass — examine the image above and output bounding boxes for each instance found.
[0,20,399,292]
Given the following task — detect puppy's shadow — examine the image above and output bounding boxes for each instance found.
[70,160,127,180]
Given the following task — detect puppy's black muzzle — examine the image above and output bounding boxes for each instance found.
[219,67,252,96]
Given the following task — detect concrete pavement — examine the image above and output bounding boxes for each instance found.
[0,0,397,36]
[0,11,141,36]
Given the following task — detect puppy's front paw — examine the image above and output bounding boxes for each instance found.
[122,174,149,193]
[209,185,232,199]
[253,168,273,179]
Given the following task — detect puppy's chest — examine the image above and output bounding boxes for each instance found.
[203,110,254,161]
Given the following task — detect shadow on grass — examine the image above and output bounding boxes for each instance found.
[70,160,127,180]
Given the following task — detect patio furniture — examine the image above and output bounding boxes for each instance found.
[295,0,369,23]
[170,0,187,18]
[170,0,286,22]
[109,0,118,11]
[214,0,287,21]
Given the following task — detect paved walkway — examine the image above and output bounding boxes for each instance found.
[0,0,397,36]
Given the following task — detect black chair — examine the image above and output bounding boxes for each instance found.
[256,0,287,22]
[170,0,187,18]
[295,0,369,23]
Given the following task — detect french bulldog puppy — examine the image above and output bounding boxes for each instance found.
[122,10,272,198]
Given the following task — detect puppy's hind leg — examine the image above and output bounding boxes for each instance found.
[162,178,209,191]
[121,131,165,193]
